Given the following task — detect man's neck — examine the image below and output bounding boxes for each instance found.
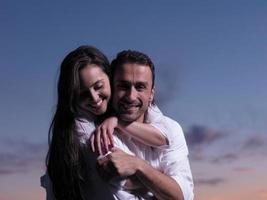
[135,115,145,123]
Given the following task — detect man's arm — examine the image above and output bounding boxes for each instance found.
[135,157,184,200]
[104,147,184,200]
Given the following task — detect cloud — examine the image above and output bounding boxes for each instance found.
[240,134,267,158]
[190,132,267,165]
[0,169,16,175]
[204,197,228,200]
[0,168,27,175]
[194,177,225,186]
[0,138,47,176]
[233,167,255,173]
[242,134,267,150]
[256,188,267,199]
[155,63,182,106]
[190,149,206,161]
[209,153,238,164]
[185,125,224,147]
[184,125,227,162]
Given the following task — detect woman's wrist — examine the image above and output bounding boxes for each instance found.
[116,120,131,132]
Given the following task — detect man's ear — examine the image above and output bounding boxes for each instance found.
[149,87,155,104]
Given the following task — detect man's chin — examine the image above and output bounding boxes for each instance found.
[119,113,142,123]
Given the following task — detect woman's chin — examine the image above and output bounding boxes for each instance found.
[90,104,107,116]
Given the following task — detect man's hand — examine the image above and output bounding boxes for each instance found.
[100,147,142,178]
[89,117,117,155]
[99,147,184,200]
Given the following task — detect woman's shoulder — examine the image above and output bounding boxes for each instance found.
[75,118,95,130]
[75,118,96,144]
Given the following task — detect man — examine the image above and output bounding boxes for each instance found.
[100,50,194,200]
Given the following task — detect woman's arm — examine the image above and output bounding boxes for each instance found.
[90,105,172,154]
[117,119,168,147]
[91,115,167,155]
[117,104,171,147]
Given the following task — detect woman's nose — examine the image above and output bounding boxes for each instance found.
[90,90,99,103]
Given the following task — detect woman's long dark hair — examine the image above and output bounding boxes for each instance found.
[46,45,110,200]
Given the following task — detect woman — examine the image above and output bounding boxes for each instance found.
[46,45,115,200]
[45,45,169,200]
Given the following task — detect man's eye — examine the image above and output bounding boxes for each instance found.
[136,84,146,91]
[117,84,129,90]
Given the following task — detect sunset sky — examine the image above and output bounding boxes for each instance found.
[0,1,266,199]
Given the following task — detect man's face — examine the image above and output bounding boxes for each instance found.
[112,63,154,123]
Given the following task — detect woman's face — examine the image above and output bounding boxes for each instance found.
[78,64,111,116]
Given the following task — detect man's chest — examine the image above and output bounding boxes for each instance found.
[113,133,163,171]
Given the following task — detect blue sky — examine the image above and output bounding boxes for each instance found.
[0,1,267,199]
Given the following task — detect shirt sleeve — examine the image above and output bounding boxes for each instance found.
[40,172,56,200]
[75,118,96,144]
[159,117,194,200]
[146,105,175,147]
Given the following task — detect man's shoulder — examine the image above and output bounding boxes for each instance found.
[147,104,183,134]
[162,116,183,134]
[160,115,189,149]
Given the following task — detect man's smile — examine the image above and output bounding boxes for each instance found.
[119,101,142,113]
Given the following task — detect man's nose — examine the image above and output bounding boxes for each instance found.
[126,87,137,101]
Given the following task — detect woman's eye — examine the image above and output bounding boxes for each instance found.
[95,84,103,90]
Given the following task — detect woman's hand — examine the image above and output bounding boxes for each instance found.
[89,116,118,155]
[99,147,142,177]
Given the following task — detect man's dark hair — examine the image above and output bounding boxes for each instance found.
[110,50,155,88]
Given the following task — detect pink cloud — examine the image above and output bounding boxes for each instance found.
[185,125,224,147]
[194,177,225,186]
[256,188,267,199]
[233,167,255,173]
[210,153,238,164]
[242,134,267,150]
[204,197,227,200]
[0,138,46,176]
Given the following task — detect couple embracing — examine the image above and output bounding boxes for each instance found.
[42,45,194,200]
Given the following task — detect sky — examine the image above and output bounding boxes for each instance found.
[0,0,267,199]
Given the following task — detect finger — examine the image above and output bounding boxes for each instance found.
[97,151,110,164]
[96,128,103,155]
[101,137,107,155]
[101,128,109,153]
[90,134,95,152]
[110,147,119,152]
[107,128,114,148]
[97,156,109,165]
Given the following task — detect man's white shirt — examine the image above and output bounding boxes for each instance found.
[41,106,194,200]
